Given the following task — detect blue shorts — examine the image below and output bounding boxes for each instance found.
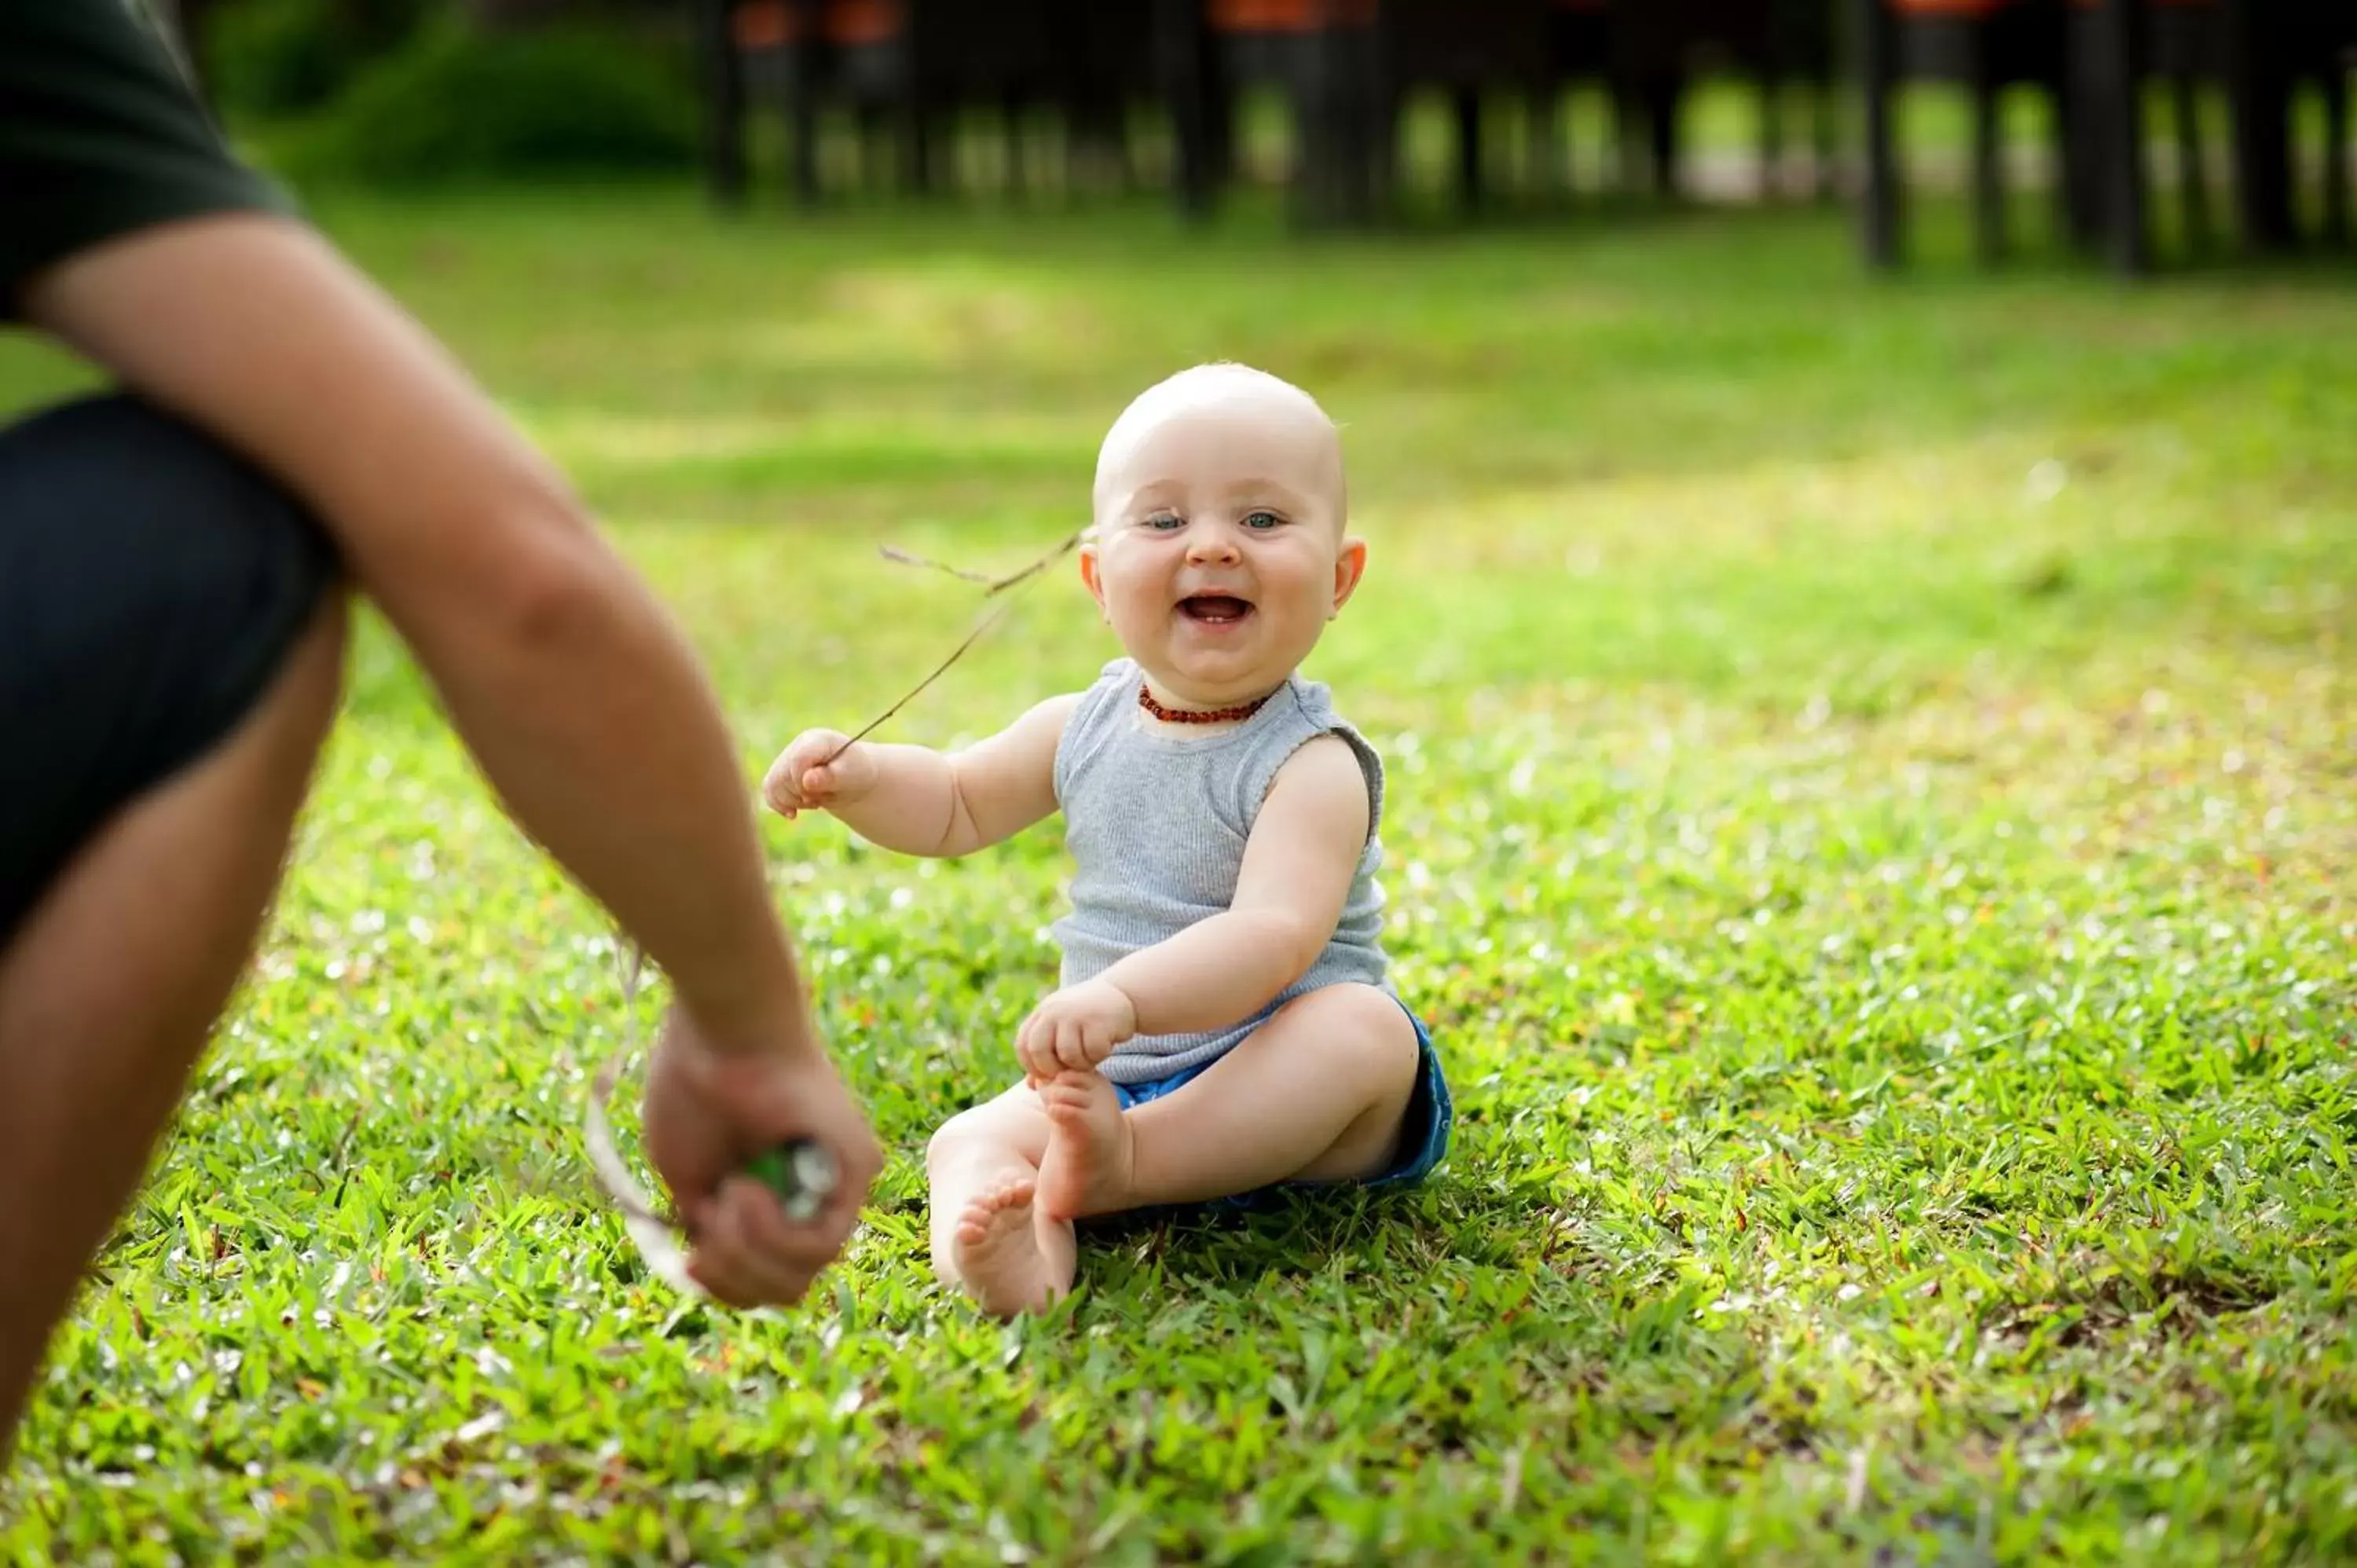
[1109,998,1453,1205]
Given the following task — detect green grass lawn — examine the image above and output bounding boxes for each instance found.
[2,185,2352,1564]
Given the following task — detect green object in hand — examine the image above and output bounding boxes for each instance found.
[745,1139,838,1222]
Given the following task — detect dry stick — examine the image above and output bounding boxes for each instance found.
[874,545,999,586]
[819,530,1081,764]
[818,600,1014,764]
[584,527,1079,1292]
[878,529,1080,599]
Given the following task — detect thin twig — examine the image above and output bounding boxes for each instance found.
[875,545,998,587]
[820,597,1018,764]
[820,527,1083,764]
[878,528,1080,598]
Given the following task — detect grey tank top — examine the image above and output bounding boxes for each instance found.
[1050,657,1392,1083]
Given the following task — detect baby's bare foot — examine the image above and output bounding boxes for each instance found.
[948,1176,1065,1318]
[1036,1068,1135,1222]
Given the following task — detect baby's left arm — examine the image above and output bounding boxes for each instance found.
[1064,735,1372,1043]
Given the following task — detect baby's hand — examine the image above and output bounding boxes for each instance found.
[761,730,878,820]
[1016,980,1138,1082]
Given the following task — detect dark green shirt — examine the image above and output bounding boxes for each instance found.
[0,0,295,320]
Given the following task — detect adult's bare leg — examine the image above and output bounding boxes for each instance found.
[0,593,346,1460]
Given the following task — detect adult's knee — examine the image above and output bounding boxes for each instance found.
[0,392,343,683]
[0,394,344,943]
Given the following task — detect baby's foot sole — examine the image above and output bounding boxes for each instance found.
[947,1177,1065,1318]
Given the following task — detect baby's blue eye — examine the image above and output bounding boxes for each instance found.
[1243,511,1282,530]
[1142,513,1184,531]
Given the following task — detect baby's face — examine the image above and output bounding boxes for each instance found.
[1083,373,1362,708]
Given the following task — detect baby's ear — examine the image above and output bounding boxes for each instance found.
[1079,533,1110,621]
[1329,535,1369,618]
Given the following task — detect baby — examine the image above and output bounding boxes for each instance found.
[762,363,1451,1316]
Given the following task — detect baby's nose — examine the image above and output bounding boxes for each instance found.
[1186,528,1241,561]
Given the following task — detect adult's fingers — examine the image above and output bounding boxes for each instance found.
[686,1181,831,1306]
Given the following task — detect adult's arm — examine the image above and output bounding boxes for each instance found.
[21,214,812,1060]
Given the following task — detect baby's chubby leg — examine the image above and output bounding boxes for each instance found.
[925,1083,1076,1317]
[1036,983,1421,1221]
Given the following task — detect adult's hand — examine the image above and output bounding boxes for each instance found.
[640,1007,883,1306]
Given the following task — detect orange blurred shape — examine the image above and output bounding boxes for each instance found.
[731,0,905,49]
[1209,0,1379,33]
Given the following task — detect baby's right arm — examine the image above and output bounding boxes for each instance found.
[762,693,1080,858]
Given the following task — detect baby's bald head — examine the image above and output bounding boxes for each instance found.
[1091,362,1347,534]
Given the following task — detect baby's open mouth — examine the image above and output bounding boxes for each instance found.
[1178,594,1254,625]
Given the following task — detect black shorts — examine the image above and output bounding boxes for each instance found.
[0,393,339,947]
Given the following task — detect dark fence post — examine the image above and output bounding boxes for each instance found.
[695,0,748,208]
[1855,0,1902,268]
